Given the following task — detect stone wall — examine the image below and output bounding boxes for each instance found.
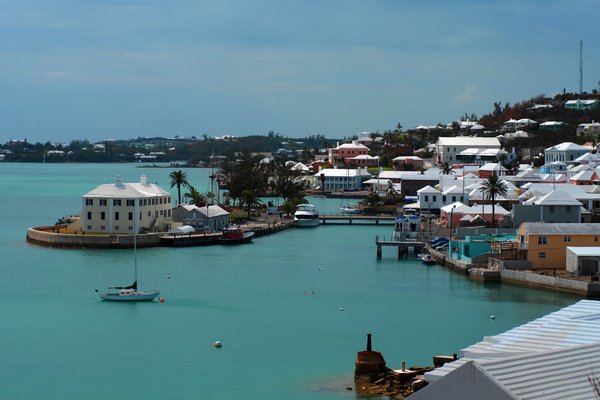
[501,269,600,296]
[27,227,161,249]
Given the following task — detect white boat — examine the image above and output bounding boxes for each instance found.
[293,204,320,227]
[96,235,160,301]
[340,202,362,214]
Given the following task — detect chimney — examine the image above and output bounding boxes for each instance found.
[140,175,148,185]
[115,175,123,186]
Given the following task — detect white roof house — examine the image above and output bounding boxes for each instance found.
[84,175,170,199]
[413,300,600,400]
[545,142,591,164]
[436,137,500,164]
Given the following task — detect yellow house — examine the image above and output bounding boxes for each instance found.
[517,223,600,270]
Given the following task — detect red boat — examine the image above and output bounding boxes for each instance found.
[219,226,255,244]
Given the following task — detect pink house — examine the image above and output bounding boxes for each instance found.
[479,162,508,179]
[392,156,424,170]
[328,141,370,165]
[440,202,509,228]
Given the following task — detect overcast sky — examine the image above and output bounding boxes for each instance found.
[1,0,599,143]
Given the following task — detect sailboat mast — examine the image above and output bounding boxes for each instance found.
[134,233,138,285]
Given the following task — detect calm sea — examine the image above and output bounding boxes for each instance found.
[0,163,579,399]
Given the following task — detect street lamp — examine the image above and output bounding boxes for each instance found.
[449,204,457,241]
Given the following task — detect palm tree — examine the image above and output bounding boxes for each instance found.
[479,176,508,227]
[169,170,189,206]
[439,162,454,175]
[183,185,205,206]
[241,189,263,219]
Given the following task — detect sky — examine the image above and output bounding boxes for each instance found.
[1,0,600,143]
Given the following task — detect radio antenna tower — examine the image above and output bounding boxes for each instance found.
[579,40,583,94]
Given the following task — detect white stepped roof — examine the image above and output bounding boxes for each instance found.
[545,142,590,152]
[437,136,500,146]
[426,300,600,385]
[532,190,582,206]
[84,177,170,198]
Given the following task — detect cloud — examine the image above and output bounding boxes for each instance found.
[456,84,478,104]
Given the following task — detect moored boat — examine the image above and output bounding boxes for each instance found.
[219,225,255,244]
[293,204,320,227]
[419,254,436,265]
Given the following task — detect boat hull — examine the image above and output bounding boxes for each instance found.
[97,290,160,301]
[219,231,255,244]
[293,218,320,227]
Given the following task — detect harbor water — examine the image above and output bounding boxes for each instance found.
[0,163,579,399]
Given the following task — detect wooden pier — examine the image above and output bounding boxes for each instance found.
[375,235,425,258]
[320,215,396,225]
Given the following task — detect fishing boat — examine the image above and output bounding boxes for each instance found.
[95,235,160,301]
[219,225,255,244]
[293,204,320,227]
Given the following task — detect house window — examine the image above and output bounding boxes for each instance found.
[128,226,133,231]
[99,199,107,206]
[100,225,105,230]
[452,196,456,202]
[443,196,447,202]
[539,252,546,258]
[424,195,429,202]
[115,226,119,231]
[538,236,547,245]
[566,206,571,213]
[564,236,571,242]
[148,211,151,217]
[127,200,135,206]
[128,212,133,221]
[432,196,437,202]
[100,212,105,220]
[115,212,119,220]
[85,199,93,206]
[113,199,121,206]
[87,225,92,230]
[596,236,599,242]
[549,206,555,213]
[87,212,92,220]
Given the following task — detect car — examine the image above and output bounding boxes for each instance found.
[434,243,449,251]
[430,237,449,246]
[429,236,446,244]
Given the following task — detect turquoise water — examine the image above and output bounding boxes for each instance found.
[0,163,579,399]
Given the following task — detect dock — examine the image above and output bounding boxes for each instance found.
[375,235,425,258]
[321,215,396,225]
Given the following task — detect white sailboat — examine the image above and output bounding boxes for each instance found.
[96,234,160,301]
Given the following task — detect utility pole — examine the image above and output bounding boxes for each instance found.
[579,40,583,94]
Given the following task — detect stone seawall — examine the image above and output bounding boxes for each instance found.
[501,269,600,297]
[27,227,161,249]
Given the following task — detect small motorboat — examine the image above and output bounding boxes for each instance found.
[219,225,255,244]
[419,254,436,265]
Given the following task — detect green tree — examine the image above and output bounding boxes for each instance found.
[219,153,269,206]
[241,190,263,219]
[183,185,205,206]
[479,176,508,227]
[271,160,306,202]
[365,191,382,208]
[169,170,190,206]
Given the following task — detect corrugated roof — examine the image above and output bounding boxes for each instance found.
[521,222,600,235]
[426,300,600,388]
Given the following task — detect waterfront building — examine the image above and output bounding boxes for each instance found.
[435,137,500,164]
[81,175,172,234]
[417,185,470,211]
[516,222,600,270]
[512,190,583,227]
[449,233,516,264]
[312,167,372,191]
[440,202,509,228]
[566,247,600,276]
[412,300,600,400]
[171,204,229,232]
